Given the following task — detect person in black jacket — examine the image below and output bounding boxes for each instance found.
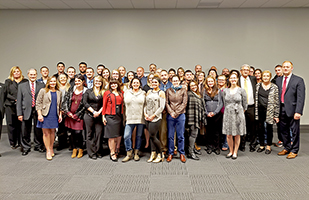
[0,82,5,157]
[4,66,28,149]
[83,76,105,159]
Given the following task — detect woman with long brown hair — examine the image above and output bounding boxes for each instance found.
[4,66,27,149]
[36,76,62,160]
[102,79,124,161]
[186,80,207,160]
[202,75,223,155]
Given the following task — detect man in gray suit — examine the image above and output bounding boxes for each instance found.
[17,69,45,156]
[276,61,305,159]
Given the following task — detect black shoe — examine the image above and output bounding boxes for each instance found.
[257,148,265,153]
[249,147,256,152]
[214,149,220,155]
[89,155,97,160]
[232,155,238,160]
[188,153,200,160]
[34,147,40,151]
[226,153,232,158]
[11,144,20,149]
[97,154,103,158]
[265,149,272,154]
[22,150,30,156]
[239,147,245,152]
[206,149,212,154]
[194,148,201,155]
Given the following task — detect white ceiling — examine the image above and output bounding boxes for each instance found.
[0,0,308,9]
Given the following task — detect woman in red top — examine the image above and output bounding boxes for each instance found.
[102,79,124,161]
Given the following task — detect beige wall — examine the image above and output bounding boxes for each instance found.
[0,8,308,123]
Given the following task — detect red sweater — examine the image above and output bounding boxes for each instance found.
[102,90,124,115]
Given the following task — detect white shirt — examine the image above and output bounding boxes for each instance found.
[282,73,292,88]
[240,76,254,105]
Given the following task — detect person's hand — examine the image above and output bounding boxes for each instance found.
[58,115,62,123]
[38,115,44,122]
[294,113,301,120]
[103,116,107,125]
[207,112,214,117]
[93,111,100,118]
[274,118,279,123]
[67,112,73,118]
[144,114,149,121]
[18,116,23,122]
[148,115,155,122]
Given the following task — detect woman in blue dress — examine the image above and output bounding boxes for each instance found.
[36,76,62,161]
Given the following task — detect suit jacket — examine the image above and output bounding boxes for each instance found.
[36,89,62,117]
[239,75,257,103]
[276,74,305,117]
[0,82,5,117]
[4,78,28,107]
[16,81,45,120]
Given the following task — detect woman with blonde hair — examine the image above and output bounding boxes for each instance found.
[83,76,105,159]
[4,66,27,149]
[255,70,279,154]
[36,76,62,160]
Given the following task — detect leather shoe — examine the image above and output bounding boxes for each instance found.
[278,149,289,156]
[286,152,298,159]
[206,149,212,154]
[214,149,220,155]
[22,150,30,156]
[257,148,265,153]
[194,148,201,155]
[166,155,173,162]
[249,146,256,152]
[89,154,97,160]
[187,153,199,160]
[180,154,186,163]
[265,149,272,154]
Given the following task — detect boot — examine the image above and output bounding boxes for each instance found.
[147,151,157,163]
[77,149,83,158]
[134,149,140,161]
[71,149,77,158]
[122,150,133,162]
[153,153,164,163]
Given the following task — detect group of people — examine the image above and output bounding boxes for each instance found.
[0,60,305,161]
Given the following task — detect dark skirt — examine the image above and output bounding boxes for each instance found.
[104,105,123,138]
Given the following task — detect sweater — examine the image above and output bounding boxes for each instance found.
[124,89,146,124]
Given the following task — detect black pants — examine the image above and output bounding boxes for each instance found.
[5,106,21,146]
[146,120,162,154]
[84,114,103,156]
[69,128,84,149]
[257,107,273,146]
[57,120,68,149]
[278,104,300,154]
[241,105,256,148]
[21,107,43,151]
[188,125,199,154]
[0,110,3,139]
[206,112,223,150]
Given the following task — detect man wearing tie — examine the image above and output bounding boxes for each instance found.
[239,64,257,152]
[17,69,45,156]
[276,61,305,159]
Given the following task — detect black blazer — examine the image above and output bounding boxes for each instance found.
[4,78,28,107]
[239,75,257,101]
[276,74,305,117]
[82,88,103,117]
[0,82,5,116]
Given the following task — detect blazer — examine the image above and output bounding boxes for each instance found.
[102,90,124,115]
[238,75,257,102]
[36,89,62,117]
[4,78,28,107]
[254,83,279,124]
[0,82,5,116]
[82,88,103,117]
[16,80,45,120]
[276,74,305,117]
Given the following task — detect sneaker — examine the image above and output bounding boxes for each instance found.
[275,141,283,147]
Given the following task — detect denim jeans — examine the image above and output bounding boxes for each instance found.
[167,113,185,155]
[123,124,144,151]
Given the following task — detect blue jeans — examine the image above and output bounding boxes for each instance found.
[167,113,185,155]
[123,124,144,151]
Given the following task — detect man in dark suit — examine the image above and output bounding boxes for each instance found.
[17,69,45,155]
[0,82,5,157]
[276,61,305,159]
[239,64,257,152]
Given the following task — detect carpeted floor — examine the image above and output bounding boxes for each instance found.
[0,130,309,200]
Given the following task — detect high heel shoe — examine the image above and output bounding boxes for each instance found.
[46,152,52,161]
[110,154,118,162]
[153,153,164,163]
[226,153,232,158]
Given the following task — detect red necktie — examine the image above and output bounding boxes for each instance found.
[31,82,35,107]
[281,76,287,103]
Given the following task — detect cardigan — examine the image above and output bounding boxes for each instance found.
[102,90,124,115]
[124,88,145,124]
[186,91,207,129]
[36,89,62,117]
[61,86,87,119]
[254,83,279,124]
